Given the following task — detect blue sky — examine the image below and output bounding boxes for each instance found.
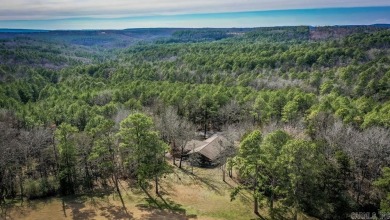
[0,1,389,29]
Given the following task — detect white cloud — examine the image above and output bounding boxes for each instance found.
[375,18,390,23]
[1,0,389,20]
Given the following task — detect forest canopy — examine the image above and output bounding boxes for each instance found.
[0,26,389,219]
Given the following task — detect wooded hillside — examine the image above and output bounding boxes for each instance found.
[0,26,389,219]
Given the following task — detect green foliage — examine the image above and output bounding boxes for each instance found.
[55,123,78,195]
[0,26,389,218]
[282,101,299,122]
[234,130,345,218]
[374,167,390,212]
[117,113,169,185]
[89,135,115,179]
[23,177,59,199]
[277,139,325,218]
[237,130,262,168]
[234,130,263,213]
[260,130,292,217]
[362,102,390,128]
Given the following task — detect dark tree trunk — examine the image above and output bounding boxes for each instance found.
[270,178,275,219]
[221,164,226,182]
[112,174,127,213]
[172,141,176,166]
[254,166,259,216]
[204,109,208,139]
[179,147,184,169]
[52,133,59,175]
[84,155,92,189]
[254,195,259,215]
[155,176,159,195]
[19,171,23,203]
[356,169,365,205]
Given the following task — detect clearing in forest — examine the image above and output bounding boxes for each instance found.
[5,166,259,220]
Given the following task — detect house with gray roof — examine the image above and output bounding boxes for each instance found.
[185,134,231,164]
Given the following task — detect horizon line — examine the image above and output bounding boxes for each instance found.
[1,6,389,22]
[1,6,389,30]
[1,24,389,32]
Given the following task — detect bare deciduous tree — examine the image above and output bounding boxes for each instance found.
[154,106,195,168]
[310,112,390,206]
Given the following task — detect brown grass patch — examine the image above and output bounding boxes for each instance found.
[4,164,260,220]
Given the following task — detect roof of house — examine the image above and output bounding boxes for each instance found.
[185,134,230,161]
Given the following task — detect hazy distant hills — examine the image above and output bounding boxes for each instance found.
[0,25,389,48]
[1,24,389,33]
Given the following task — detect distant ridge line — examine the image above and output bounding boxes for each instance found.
[0,29,49,33]
[0,24,389,33]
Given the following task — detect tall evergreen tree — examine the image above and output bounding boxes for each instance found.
[117,112,168,194]
[55,123,78,195]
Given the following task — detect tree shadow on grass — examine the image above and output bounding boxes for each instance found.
[61,192,133,220]
[0,199,20,220]
[138,208,193,220]
[1,197,62,219]
[61,196,96,220]
[180,168,223,195]
[223,180,253,205]
[156,180,176,197]
[100,205,134,219]
[137,187,197,220]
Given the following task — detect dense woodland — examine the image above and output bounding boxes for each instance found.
[0,26,389,219]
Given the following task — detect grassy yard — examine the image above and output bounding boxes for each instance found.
[3,164,261,220]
